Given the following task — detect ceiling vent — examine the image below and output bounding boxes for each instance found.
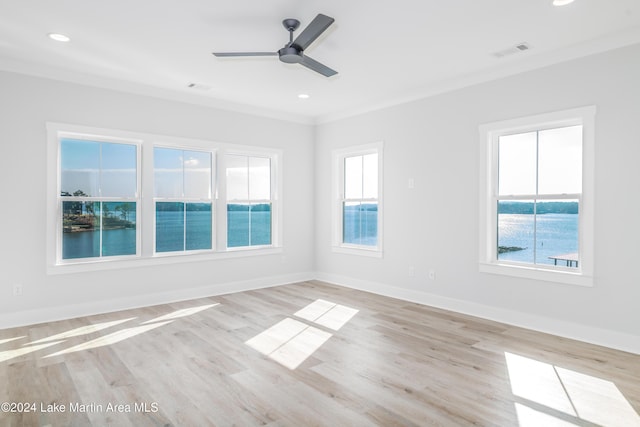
[492,42,532,58]
[187,82,212,91]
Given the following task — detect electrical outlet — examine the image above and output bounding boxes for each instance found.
[428,270,436,281]
[13,284,23,296]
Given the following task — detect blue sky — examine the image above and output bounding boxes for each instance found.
[61,139,137,197]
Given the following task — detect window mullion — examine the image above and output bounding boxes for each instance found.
[98,144,103,257]
[98,201,103,257]
[360,155,365,201]
[534,130,539,264]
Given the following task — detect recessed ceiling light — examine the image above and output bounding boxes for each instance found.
[553,0,575,6]
[48,33,71,42]
[298,93,310,99]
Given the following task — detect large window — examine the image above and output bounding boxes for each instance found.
[225,154,273,248]
[60,138,139,261]
[332,143,383,256]
[479,107,595,286]
[48,123,282,273]
[154,147,213,253]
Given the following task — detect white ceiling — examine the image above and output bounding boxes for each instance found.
[1,0,639,124]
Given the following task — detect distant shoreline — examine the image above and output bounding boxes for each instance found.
[498,201,579,215]
[63,225,130,233]
[498,246,525,254]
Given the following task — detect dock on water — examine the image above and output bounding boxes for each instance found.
[549,252,579,267]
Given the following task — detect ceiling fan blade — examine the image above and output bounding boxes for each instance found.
[292,14,334,50]
[299,55,337,77]
[212,52,277,57]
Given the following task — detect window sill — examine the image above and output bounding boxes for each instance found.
[332,245,383,258]
[479,262,593,287]
[48,246,283,275]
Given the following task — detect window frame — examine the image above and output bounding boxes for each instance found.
[332,142,384,257]
[152,145,216,256]
[478,106,595,286]
[55,131,142,265]
[221,149,281,251]
[47,123,283,275]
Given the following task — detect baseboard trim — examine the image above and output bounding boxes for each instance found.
[0,272,315,329]
[315,272,640,355]
[5,271,638,355]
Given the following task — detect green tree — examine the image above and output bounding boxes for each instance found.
[115,203,133,221]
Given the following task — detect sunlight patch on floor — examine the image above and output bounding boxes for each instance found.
[27,318,136,345]
[141,303,219,324]
[247,299,358,369]
[0,336,26,345]
[514,403,578,427]
[556,365,640,426]
[294,299,336,322]
[44,321,174,357]
[0,341,66,363]
[246,318,332,370]
[294,299,359,331]
[506,352,640,427]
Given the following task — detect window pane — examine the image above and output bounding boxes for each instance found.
[535,200,579,268]
[184,150,211,199]
[343,201,378,246]
[250,203,271,246]
[498,132,537,196]
[538,126,582,195]
[228,204,250,247]
[344,156,363,199]
[226,155,248,201]
[102,202,136,256]
[343,201,361,244]
[497,200,535,264]
[249,157,271,200]
[101,143,137,198]
[156,202,184,252]
[62,201,99,259]
[154,148,183,198]
[362,153,378,199]
[61,139,100,197]
[186,203,212,250]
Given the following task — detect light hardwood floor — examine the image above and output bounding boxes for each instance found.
[1,281,639,426]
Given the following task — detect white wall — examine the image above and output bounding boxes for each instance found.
[315,43,640,353]
[0,71,316,326]
[2,44,639,353]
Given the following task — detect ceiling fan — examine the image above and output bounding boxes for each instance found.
[212,14,338,77]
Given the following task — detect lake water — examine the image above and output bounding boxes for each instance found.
[343,208,378,246]
[498,213,579,267]
[63,210,271,258]
[64,209,573,264]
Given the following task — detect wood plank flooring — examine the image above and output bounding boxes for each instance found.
[0,280,639,426]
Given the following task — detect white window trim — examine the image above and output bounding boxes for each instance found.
[331,142,384,257]
[478,106,595,286]
[152,144,216,256]
[220,149,282,251]
[47,123,282,275]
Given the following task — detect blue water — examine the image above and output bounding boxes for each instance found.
[343,206,378,246]
[227,210,271,248]
[498,213,578,266]
[63,228,137,259]
[63,209,271,259]
[155,204,212,252]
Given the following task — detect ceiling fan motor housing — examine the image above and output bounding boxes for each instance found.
[278,46,303,63]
